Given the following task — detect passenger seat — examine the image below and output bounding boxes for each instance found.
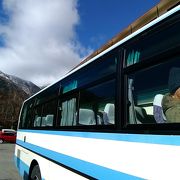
[79,109,96,125]
[153,94,166,123]
[104,103,115,124]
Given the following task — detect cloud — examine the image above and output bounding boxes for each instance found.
[0,0,91,86]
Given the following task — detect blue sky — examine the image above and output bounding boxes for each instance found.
[0,0,160,86]
[76,0,160,50]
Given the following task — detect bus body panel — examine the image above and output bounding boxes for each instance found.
[15,144,87,180]
[15,130,180,180]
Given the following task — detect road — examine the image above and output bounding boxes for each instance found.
[0,143,22,180]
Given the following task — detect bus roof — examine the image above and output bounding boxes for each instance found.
[25,0,180,102]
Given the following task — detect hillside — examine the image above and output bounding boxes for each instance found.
[0,71,40,129]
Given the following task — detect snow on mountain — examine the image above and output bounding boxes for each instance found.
[0,71,41,128]
[0,71,40,96]
[0,71,10,80]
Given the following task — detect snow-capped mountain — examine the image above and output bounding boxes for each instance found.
[0,71,41,128]
[0,71,40,96]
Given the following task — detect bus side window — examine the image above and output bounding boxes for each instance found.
[78,79,115,126]
[126,56,180,125]
[19,100,35,129]
[41,99,57,127]
[19,103,28,128]
[127,72,159,124]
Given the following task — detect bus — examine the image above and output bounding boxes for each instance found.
[15,1,180,179]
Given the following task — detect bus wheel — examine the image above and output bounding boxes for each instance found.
[0,139,3,144]
[30,164,42,180]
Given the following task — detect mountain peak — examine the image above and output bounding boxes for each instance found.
[0,71,41,128]
[0,71,40,96]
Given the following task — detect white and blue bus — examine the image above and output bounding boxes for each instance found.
[15,1,180,179]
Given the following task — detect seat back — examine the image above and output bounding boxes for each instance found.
[34,116,41,127]
[153,94,166,123]
[45,115,54,126]
[104,103,115,124]
[41,117,46,126]
[79,109,96,125]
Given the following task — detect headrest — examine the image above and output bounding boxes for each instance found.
[153,94,164,106]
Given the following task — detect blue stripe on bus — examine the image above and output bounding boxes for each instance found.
[14,155,29,179]
[18,129,180,146]
[16,139,142,180]
[14,155,45,180]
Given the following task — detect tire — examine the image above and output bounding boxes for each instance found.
[0,139,3,144]
[30,164,42,180]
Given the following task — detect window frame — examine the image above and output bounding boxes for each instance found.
[120,11,180,134]
[19,51,119,131]
[18,11,180,134]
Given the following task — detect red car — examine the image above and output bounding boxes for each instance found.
[0,129,16,143]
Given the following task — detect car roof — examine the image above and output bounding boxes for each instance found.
[2,129,16,132]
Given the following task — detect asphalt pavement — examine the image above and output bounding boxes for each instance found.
[0,143,22,180]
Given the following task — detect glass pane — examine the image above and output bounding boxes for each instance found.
[19,103,28,128]
[35,82,60,105]
[62,81,78,94]
[61,57,117,94]
[127,56,180,124]
[41,99,57,127]
[78,80,115,125]
[20,99,34,129]
[125,13,180,66]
